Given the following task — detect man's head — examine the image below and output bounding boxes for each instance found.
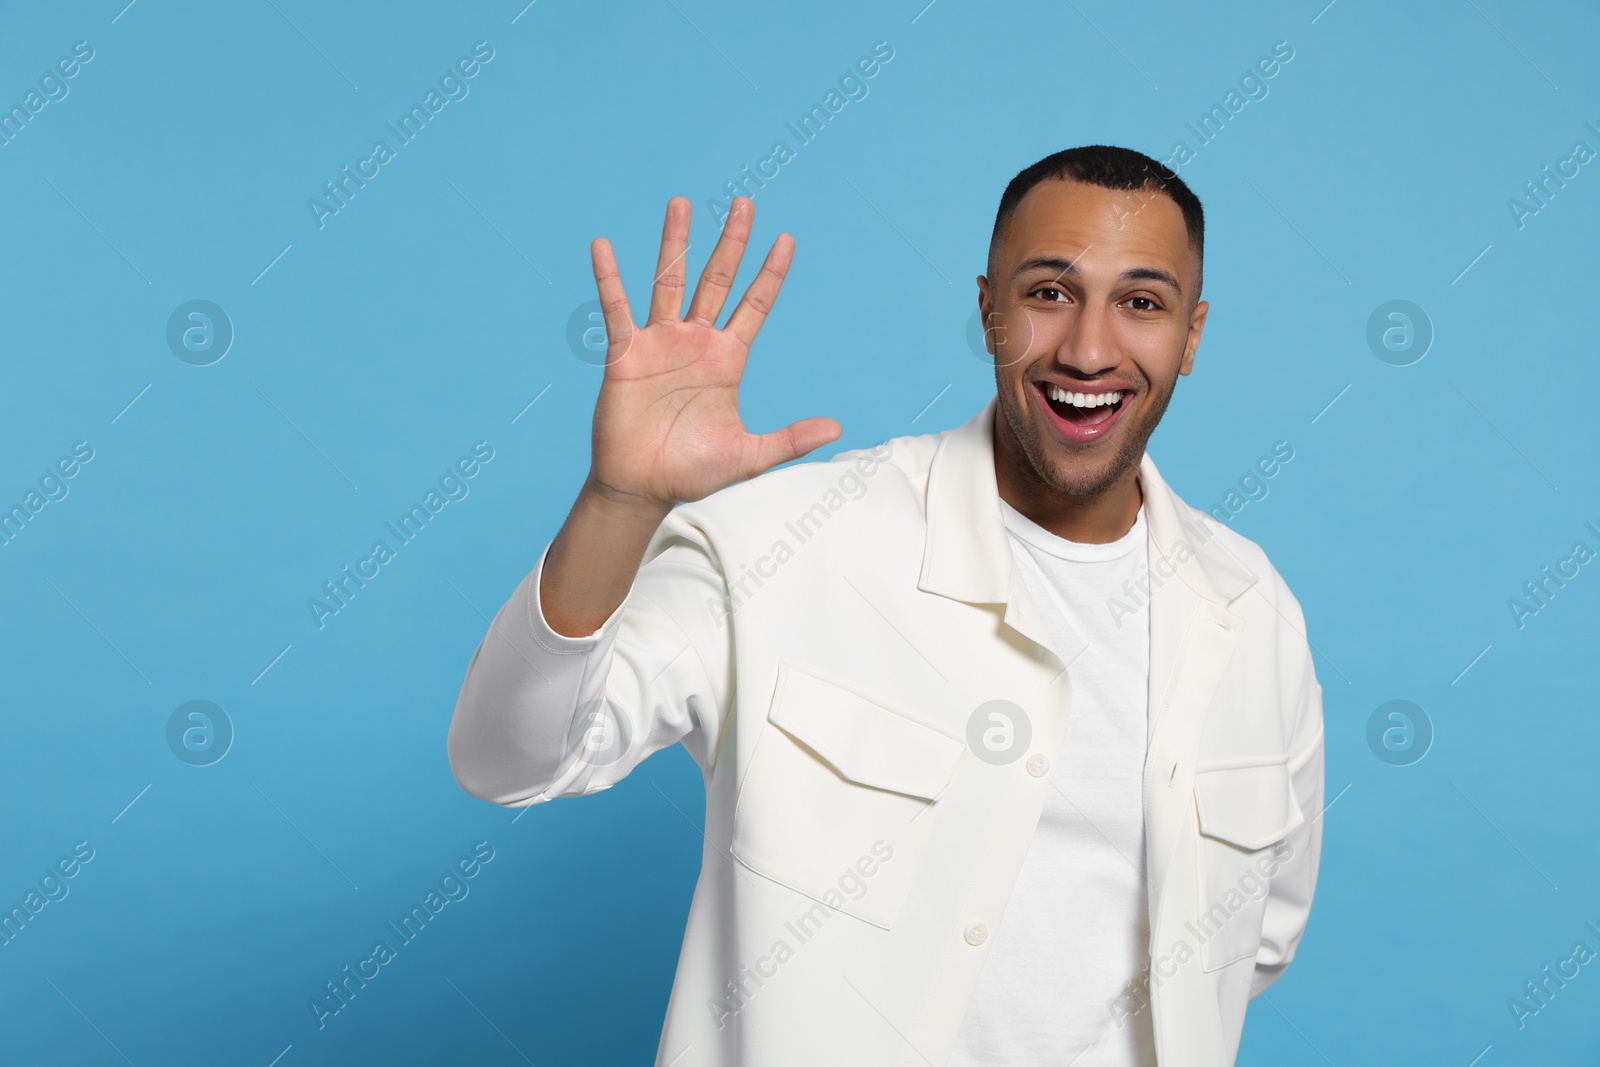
[979,145,1208,504]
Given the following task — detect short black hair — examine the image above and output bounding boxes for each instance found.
[987,145,1205,301]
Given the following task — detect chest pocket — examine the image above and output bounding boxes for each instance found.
[1192,755,1305,972]
[731,661,964,930]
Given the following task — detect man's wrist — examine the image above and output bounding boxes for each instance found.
[579,473,675,529]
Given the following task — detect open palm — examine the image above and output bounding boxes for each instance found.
[586,196,841,508]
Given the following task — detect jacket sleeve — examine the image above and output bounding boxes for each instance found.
[446,507,735,808]
[1249,641,1325,997]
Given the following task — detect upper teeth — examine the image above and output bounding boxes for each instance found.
[1046,384,1123,408]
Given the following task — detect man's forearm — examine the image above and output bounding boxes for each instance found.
[540,474,674,638]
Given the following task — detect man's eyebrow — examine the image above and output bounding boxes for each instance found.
[1120,266,1183,293]
[1012,255,1077,279]
[1012,256,1184,295]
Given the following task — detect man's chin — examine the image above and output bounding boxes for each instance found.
[1023,417,1145,498]
[1033,455,1126,499]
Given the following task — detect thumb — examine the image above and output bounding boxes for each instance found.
[744,417,843,478]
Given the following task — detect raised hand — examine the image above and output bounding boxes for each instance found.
[585,196,842,510]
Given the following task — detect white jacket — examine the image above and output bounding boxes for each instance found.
[448,396,1325,1066]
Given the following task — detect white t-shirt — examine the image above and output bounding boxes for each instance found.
[948,498,1156,1067]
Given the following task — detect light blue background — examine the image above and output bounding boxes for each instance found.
[2,1,1597,1064]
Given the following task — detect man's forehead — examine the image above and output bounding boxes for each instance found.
[1001,178,1192,278]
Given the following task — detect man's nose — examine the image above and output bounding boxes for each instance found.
[1055,302,1118,374]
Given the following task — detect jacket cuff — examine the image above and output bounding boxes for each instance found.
[523,539,631,652]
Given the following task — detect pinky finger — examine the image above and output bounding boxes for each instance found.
[723,232,794,351]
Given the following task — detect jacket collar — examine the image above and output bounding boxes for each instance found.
[918,395,1259,608]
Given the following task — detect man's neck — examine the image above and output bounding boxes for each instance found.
[993,411,1144,545]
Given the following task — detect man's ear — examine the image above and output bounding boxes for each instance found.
[976,275,995,356]
[1180,299,1208,376]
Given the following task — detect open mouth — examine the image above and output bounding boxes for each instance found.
[1033,380,1131,442]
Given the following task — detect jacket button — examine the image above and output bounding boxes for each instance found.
[964,922,989,946]
[1026,753,1050,777]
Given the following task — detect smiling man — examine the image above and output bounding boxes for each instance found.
[448,145,1324,1067]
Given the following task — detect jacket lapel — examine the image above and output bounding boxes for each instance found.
[917,396,1062,663]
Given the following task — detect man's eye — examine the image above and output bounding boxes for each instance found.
[1127,296,1159,311]
[1031,287,1066,302]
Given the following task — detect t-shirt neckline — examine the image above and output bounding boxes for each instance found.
[996,496,1147,564]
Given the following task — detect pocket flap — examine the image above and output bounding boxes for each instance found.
[767,663,963,801]
[1194,757,1304,850]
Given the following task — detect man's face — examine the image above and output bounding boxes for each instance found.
[979,177,1207,500]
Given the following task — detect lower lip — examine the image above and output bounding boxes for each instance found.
[1032,382,1132,443]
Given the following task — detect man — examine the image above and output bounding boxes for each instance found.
[448,145,1324,1066]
